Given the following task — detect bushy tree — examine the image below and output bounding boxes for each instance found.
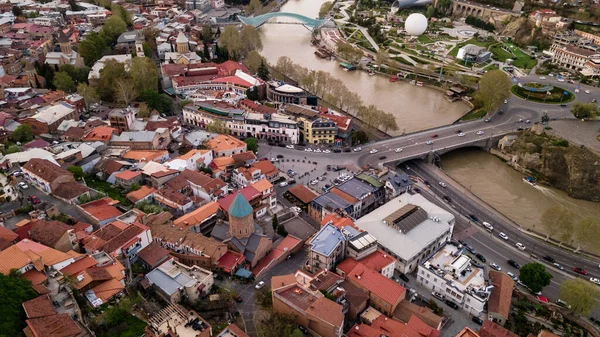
[571,102,598,119]
[0,271,38,336]
[219,25,242,60]
[519,263,553,294]
[245,137,258,153]
[101,15,127,44]
[131,57,158,93]
[476,70,511,114]
[11,125,33,143]
[77,83,99,112]
[257,60,270,81]
[78,32,108,66]
[245,50,264,73]
[53,71,76,93]
[559,278,600,315]
[240,25,262,55]
[67,166,84,180]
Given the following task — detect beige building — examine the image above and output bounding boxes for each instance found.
[146,258,214,304]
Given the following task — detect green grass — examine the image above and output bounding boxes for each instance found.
[417,35,433,43]
[490,43,537,70]
[84,175,132,206]
[460,109,488,121]
[483,63,500,71]
[394,56,415,66]
[98,314,147,337]
[511,85,575,104]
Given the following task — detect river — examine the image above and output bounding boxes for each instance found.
[258,0,471,134]
[442,148,600,235]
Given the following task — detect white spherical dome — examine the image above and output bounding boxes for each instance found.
[405,13,428,36]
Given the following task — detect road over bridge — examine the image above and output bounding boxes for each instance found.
[238,12,331,30]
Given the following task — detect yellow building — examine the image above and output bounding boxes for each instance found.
[297,117,337,144]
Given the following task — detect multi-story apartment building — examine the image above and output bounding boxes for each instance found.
[297,117,337,144]
[22,102,79,135]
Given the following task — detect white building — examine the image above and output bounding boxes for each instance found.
[88,54,132,84]
[354,193,455,273]
[417,243,491,316]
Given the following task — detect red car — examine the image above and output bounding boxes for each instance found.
[573,267,587,275]
[431,134,439,138]
[27,195,40,204]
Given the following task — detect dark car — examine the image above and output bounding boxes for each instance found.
[543,255,555,263]
[27,195,41,205]
[472,316,484,325]
[343,148,351,152]
[379,156,387,160]
[235,296,243,303]
[277,154,284,159]
[423,180,431,186]
[498,110,504,115]
[456,129,463,133]
[468,214,480,222]
[458,239,467,246]
[517,127,524,131]
[507,260,520,269]
[559,104,567,107]
[471,261,484,269]
[333,148,342,153]
[399,274,410,283]
[445,300,459,309]
[432,134,439,138]
[466,245,477,255]
[413,187,421,193]
[574,267,588,275]
[443,195,452,203]
[476,253,486,262]
[288,179,296,185]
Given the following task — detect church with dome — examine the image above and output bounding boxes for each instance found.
[45,31,84,67]
[211,192,272,268]
[164,32,201,65]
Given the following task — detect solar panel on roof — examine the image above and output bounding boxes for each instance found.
[384,204,428,234]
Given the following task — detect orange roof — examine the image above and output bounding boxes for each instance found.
[14,219,31,228]
[90,278,125,304]
[206,134,246,153]
[114,170,143,180]
[21,269,47,285]
[126,186,156,203]
[59,256,97,276]
[480,320,518,337]
[122,150,168,162]
[306,297,345,328]
[173,201,219,229]
[320,213,358,230]
[250,178,272,193]
[456,327,480,337]
[347,263,406,306]
[212,156,235,169]
[336,258,359,275]
[360,249,397,272]
[16,240,74,266]
[488,271,514,319]
[81,197,122,221]
[253,235,302,276]
[330,187,359,204]
[82,125,116,142]
[250,160,278,177]
[178,149,210,160]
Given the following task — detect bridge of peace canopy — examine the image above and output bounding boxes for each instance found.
[238,12,331,30]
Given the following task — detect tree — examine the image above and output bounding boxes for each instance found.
[68,0,79,11]
[131,57,158,93]
[206,119,230,134]
[519,263,553,294]
[5,145,22,154]
[258,60,270,81]
[53,71,76,93]
[379,112,399,134]
[257,312,301,337]
[219,25,242,60]
[77,83,99,112]
[60,64,91,84]
[571,102,598,119]
[78,32,108,66]
[202,24,213,42]
[240,25,262,56]
[67,166,84,180]
[245,0,263,15]
[255,287,272,309]
[245,137,258,153]
[137,103,151,118]
[97,59,128,102]
[111,4,132,25]
[574,217,600,252]
[247,86,259,101]
[10,125,33,143]
[101,15,127,44]
[475,70,511,114]
[426,5,435,18]
[436,0,452,14]
[139,90,173,114]
[559,278,600,316]
[272,214,279,231]
[12,6,23,17]
[0,271,38,336]
[336,40,363,63]
[115,78,137,107]
[376,50,391,69]
[541,207,574,241]
[245,50,264,73]
[319,1,333,18]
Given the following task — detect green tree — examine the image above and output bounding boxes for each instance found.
[336,40,363,63]
[379,112,399,134]
[139,90,173,114]
[247,86,259,100]
[67,166,84,180]
[131,56,158,93]
[10,125,33,143]
[257,60,270,80]
[519,263,553,294]
[436,0,452,14]
[137,103,151,118]
[101,15,127,44]
[78,32,108,66]
[559,278,600,316]
[60,64,91,84]
[258,312,301,337]
[206,119,230,134]
[571,102,598,119]
[202,24,213,42]
[111,4,132,25]
[0,271,38,336]
[245,50,264,73]
[12,5,23,16]
[475,70,511,114]
[97,59,128,102]
[573,217,600,252]
[115,78,137,107]
[272,213,279,231]
[245,0,263,15]
[240,26,262,56]
[77,83,99,112]
[541,207,574,241]
[426,5,435,18]
[5,145,22,154]
[219,25,242,60]
[319,1,333,18]
[244,137,258,153]
[53,71,76,93]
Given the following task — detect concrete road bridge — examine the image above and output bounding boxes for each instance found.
[238,12,331,30]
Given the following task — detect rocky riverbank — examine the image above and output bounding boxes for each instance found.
[498,131,600,201]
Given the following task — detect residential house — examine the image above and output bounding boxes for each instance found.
[172,201,220,236]
[215,324,249,337]
[165,149,213,171]
[22,158,76,193]
[384,173,414,199]
[250,179,277,213]
[126,186,156,204]
[144,305,212,337]
[337,249,397,279]
[82,125,116,143]
[393,300,443,330]
[287,184,319,209]
[165,169,228,203]
[137,242,171,270]
[27,220,79,252]
[78,197,122,227]
[82,221,152,263]
[22,295,83,337]
[347,315,440,337]
[487,271,514,325]
[110,128,171,150]
[114,170,144,189]
[232,151,256,168]
[305,269,370,319]
[155,186,194,215]
[206,134,247,157]
[271,270,344,337]
[0,226,19,250]
[122,150,170,163]
[232,160,279,187]
[52,181,91,204]
[479,320,519,337]
[146,258,214,304]
[0,239,76,275]
[21,102,79,135]
[150,169,180,187]
[320,214,359,230]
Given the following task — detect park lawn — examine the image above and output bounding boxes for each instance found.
[490,43,537,70]
[98,314,147,337]
[483,63,499,71]
[84,175,131,206]
[461,109,488,121]
[417,35,433,43]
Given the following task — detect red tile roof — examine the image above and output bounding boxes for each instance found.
[360,249,397,273]
[287,184,318,204]
[25,313,82,337]
[137,242,170,268]
[488,271,514,320]
[28,220,72,248]
[53,182,90,200]
[114,170,143,181]
[23,295,56,319]
[173,201,219,228]
[216,250,245,273]
[59,256,97,276]
[479,320,518,337]
[346,263,406,307]
[23,158,73,185]
[320,213,358,230]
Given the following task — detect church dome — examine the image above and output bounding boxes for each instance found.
[229,192,253,218]
[176,32,189,44]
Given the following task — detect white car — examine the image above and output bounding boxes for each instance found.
[18,182,29,189]
[516,243,526,251]
[476,131,484,135]
[286,145,294,149]
[271,158,278,162]
[314,149,322,153]
[504,99,508,104]
[310,180,318,186]
[539,76,546,80]
[506,272,518,281]
[585,90,591,94]
[557,78,565,82]
[279,181,288,187]
[290,206,302,215]
[255,281,265,289]
[439,182,447,188]
[490,263,501,271]
[369,149,378,154]
[431,291,445,301]
[482,221,494,231]
[426,141,434,145]
[305,148,313,152]
[395,148,403,153]
[323,149,331,154]
[590,277,600,285]
[353,147,362,152]
[458,133,465,137]
[499,232,508,240]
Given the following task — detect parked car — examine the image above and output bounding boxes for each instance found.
[286,145,294,149]
[476,253,486,262]
[468,214,480,222]
[431,291,445,301]
[279,181,288,187]
[277,154,284,159]
[490,263,501,271]
[27,195,40,205]
[353,147,362,152]
[507,260,520,269]
[445,300,459,309]
[472,316,484,325]
[506,272,518,281]
[255,281,266,289]
[18,181,29,189]
[574,267,588,275]
[399,274,410,283]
